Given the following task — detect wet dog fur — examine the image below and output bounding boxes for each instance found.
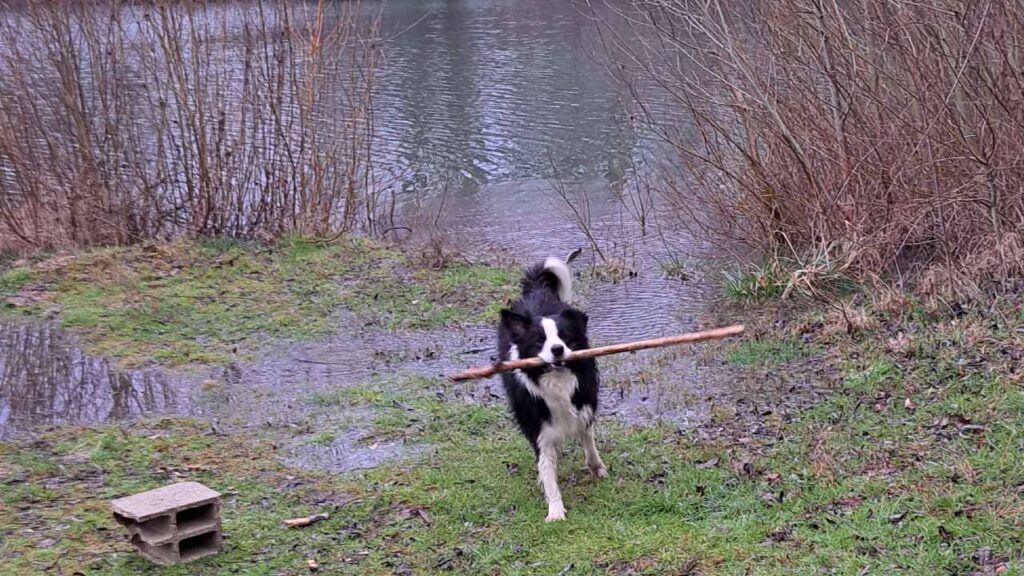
[497,256,606,522]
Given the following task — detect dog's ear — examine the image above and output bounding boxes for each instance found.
[500,309,530,337]
[561,309,588,331]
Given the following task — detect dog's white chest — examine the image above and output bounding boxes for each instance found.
[538,370,582,433]
[507,345,591,435]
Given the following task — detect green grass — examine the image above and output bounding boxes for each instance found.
[0,267,34,295]
[0,237,517,367]
[1,273,1021,576]
[339,261,518,330]
[310,431,339,446]
[3,298,1023,576]
[721,265,784,304]
[726,337,819,367]
[721,258,860,306]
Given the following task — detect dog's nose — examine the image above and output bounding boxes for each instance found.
[551,344,564,358]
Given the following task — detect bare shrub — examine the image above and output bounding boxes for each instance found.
[0,0,380,251]
[545,150,644,281]
[593,0,1024,298]
[546,151,607,264]
[403,168,462,270]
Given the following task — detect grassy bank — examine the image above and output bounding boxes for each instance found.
[2,295,1022,575]
[0,237,518,367]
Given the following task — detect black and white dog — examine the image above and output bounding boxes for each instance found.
[498,256,606,522]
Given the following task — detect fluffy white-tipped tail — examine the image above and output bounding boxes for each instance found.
[544,256,573,305]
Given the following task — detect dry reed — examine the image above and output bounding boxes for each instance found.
[593,0,1024,298]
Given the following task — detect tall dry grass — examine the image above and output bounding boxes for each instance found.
[595,0,1024,299]
[0,0,380,252]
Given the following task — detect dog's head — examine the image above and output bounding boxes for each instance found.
[500,308,588,366]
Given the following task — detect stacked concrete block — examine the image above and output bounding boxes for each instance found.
[110,481,223,566]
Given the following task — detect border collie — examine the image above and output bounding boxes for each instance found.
[498,256,606,522]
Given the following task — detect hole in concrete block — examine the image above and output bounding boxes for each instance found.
[131,535,177,566]
[176,502,218,533]
[116,512,174,543]
[179,530,221,562]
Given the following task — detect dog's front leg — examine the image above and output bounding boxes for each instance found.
[537,429,565,522]
[580,423,608,478]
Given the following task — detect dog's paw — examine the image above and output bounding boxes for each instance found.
[545,502,566,522]
[590,465,608,479]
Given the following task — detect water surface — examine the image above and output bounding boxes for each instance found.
[367,0,638,184]
[0,320,192,439]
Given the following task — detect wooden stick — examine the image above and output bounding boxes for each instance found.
[283,513,329,528]
[447,324,744,382]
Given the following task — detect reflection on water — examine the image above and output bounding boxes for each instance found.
[0,320,189,438]
[367,0,636,184]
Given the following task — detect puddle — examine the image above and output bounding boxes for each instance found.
[0,247,730,472]
[281,429,428,473]
[600,349,719,428]
[190,314,497,430]
[0,319,195,439]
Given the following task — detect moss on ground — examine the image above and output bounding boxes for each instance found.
[0,237,517,367]
[2,297,1023,575]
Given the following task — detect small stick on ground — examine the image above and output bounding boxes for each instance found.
[447,324,744,382]
[283,513,330,528]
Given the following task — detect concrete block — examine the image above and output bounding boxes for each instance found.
[111,481,223,565]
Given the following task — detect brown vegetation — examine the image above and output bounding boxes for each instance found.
[0,0,380,252]
[596,0,1024,299]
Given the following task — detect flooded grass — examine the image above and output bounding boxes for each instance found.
[339,261,519,331]
[655,252,696,282]
[2,299,1022,575]
[0,237,518,367]
[0,319,190,438]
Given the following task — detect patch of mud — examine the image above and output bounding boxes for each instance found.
[1,305,831,474]
[175,311,493,471]
[280,429,428,473]
[0,319,194,439]
[599,348,721,427]
[689,356,839,447]
[196,305,736,431]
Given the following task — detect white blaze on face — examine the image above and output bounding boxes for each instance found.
[538,317,571,364]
